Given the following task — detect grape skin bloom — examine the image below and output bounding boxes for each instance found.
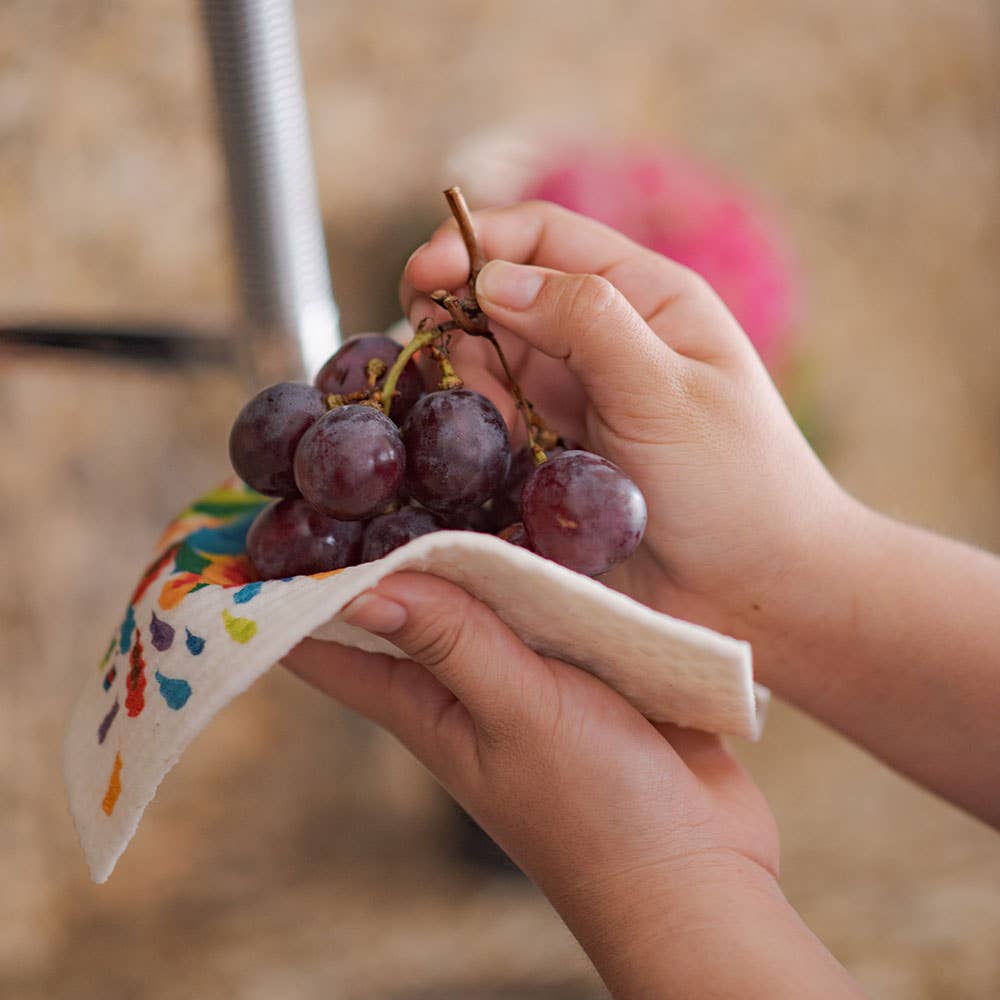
[402,390,511,513]
[247,497,363,579]
[362,507,445,562]
[229,382,327,497]
[294,405,405,521]
[522,451,646,576]
[314,334,423,424]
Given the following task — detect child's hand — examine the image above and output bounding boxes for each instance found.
[284,573,862,998]
[405,200,1000,829]
[402,200,850,668]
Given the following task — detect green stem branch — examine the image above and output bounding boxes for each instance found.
[380,325,438,418]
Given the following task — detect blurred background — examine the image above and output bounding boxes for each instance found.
[3,1,1000,997]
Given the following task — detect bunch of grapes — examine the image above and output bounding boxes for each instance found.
[230,189,647,584]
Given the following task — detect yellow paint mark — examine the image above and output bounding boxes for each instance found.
[102,752,123,816]
[222,608,257,643]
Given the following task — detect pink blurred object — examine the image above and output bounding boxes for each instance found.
[519,146,799,373]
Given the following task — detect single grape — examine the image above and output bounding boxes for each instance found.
[497,521,531,549]
[362,507,445,562]
[229,382,326,496]
[294,404,405,520]
[402,390,510,513]
[246,497,364,580]
[444,503,497,534]
[521,450,646,576]
[493,442,573,528]
[314,334,423,423]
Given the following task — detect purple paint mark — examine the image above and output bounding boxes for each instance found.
[102,665,117,691]
[150,611,175,651]
[98,698,120,744]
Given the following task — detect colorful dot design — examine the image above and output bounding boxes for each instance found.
[94,482,269,817]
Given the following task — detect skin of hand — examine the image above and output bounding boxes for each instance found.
[399,200,1000,829]
[280,201,884,996]
[285,573,863,999]
[400,200,847,663]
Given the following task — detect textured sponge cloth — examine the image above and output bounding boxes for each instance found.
[63,482,766,884]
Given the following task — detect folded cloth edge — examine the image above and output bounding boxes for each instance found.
[63,530,762,884]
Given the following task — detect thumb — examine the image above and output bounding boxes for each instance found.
[338,572,555,744]
[475,259,682,423]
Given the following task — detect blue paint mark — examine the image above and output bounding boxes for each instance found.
[183,511,258,556]
[154,670,192,710]
[102,665,117,691]
[185,629,205,656]
[119,606,136,654]
[98,698,119,744]
[150,611,175,651]
[233,581,262,604]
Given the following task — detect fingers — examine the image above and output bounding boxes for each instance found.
[403,201,643,302]
[282,639,473,777]
[335,572,557,746]
[474,260,683,428]
[401,200,739,360]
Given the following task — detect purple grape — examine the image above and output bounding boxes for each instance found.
[314,334,423,423]
[229,382,327,496]
[493,442,574,529]
[497,522,531,550]
[293,404,405,520]
[522,450,646,576]
[247,498,364,580]
[362,507,445,562]
[401,390,510,513]
[444,504,497,534]
[492,446,537,529]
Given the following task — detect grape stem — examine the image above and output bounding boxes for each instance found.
[445,187,486,288]
[440,187,549,464]
[380,186,551,465]
[429,344,463,390]
[379,321,439,418]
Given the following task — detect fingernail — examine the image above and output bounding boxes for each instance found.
[405,242,430,270]
[477,260,544,310]
[339,592,408,634]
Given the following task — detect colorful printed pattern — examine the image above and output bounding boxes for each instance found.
[95,482,271,814]
[66,477,760,885]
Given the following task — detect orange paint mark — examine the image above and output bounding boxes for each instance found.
[202,555,254,587]
[309,568,347,581]
[102,752,123,816]
[130,543,180,605]
[159,573,202,610]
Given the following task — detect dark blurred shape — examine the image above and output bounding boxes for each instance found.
[0,322,232,367]
[451,801,524,877]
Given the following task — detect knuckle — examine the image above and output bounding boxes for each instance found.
[559,273,621,334]
[400,591,474,668]
[672,262,716,302]
[520,197,566,220]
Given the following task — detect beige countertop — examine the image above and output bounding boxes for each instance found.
[2,2,999,997]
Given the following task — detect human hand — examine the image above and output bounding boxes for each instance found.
[402,201,855,673]
[283,574,862,998]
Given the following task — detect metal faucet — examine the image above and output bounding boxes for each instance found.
[2,0,341,387]
[201,0,341,386]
